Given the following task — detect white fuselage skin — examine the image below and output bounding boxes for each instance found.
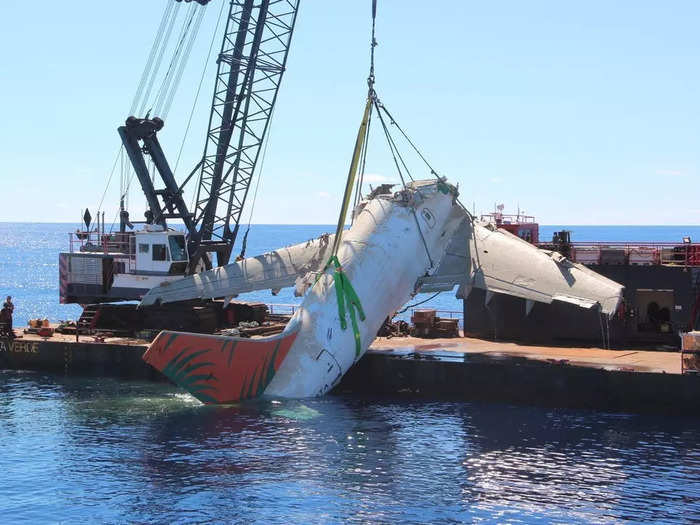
[264,180,463,398]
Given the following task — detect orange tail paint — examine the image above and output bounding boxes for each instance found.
[143,330,297,403]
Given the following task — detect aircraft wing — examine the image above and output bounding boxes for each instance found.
[418,218,623,315]
[139,233,335,306]
[141,211,622,316]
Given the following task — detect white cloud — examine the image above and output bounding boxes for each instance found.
[656,169,684,177]
[363,173,394,184]
[317,191,331,199]
[490,176,504,183]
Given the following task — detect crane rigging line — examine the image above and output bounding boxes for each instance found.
[360,0,436,268]
[353,102,372,211]
[116,3,205,219]
[376,101,476,220]
[175,0,228,178]
[373,97,410,186]
[138,2,182,117]
[159,6,206,119]
[153,2,202,117]
[376,102,441,182]
[104,1,207,232]
[114,1,206,226]
[151,3,194,115]
[352,0,377,211]
[238,104,277,259]
[98,2,179,221]
[130,0,174,116]
[95,145,124,217]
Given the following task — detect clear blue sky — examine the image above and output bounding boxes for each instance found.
[1,1,698,225]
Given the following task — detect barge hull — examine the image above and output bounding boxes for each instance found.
[2,334,698,415]
[464,265,700,348]
[0,335,155,380]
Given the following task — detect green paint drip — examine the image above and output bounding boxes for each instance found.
[323,255,366,357]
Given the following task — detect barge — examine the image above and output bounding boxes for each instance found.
[464,208,700,349]
[2,330,699,415]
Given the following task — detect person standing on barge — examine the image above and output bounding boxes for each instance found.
[2,296,14,337]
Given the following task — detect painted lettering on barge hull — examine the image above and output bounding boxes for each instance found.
[0,340,39,354]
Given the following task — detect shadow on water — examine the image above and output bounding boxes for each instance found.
[1,370,700,523]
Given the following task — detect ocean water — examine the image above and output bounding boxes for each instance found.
[1,371,699,524]
[1,222,700,327]
[1,223,700,523]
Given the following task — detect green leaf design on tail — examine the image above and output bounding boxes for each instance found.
[161,347,218,404]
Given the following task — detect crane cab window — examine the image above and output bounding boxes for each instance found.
[152,244,168,261]
[139,244,149,253]
[168,235,187,262]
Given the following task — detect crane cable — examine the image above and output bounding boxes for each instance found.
[352,0,378,211]
[95,145,124,218]
[374,97,475,221]
[313,2,385,358]
[130,0,175,116]
[97,1,177,221]
[175,0,228,177]
[353,105,372,210]
[376,102,442,182]
[373,99,437,268]
[113,0,181,216]
[148,2,192,116]
[155,3,205,118]
[161,10,204,119]
[116,1,211,221]
[138,2,182,116]
[237,104,277,260]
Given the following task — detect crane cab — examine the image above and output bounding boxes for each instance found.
[134,229,188,275]
[59,226,190,304]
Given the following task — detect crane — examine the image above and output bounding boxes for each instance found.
[118,0,300,272]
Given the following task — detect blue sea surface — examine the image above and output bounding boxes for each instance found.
[1,222,700,327]
[540,225,700,243]
[1,223,700,523]
[1,372,699,524]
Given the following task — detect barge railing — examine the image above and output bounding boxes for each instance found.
[538,241,700,267]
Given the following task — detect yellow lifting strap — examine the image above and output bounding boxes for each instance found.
[315,96,372,357]
[330,96,373,256]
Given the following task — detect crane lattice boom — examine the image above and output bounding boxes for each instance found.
[192,0,299,267]
[118,0,300,272]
